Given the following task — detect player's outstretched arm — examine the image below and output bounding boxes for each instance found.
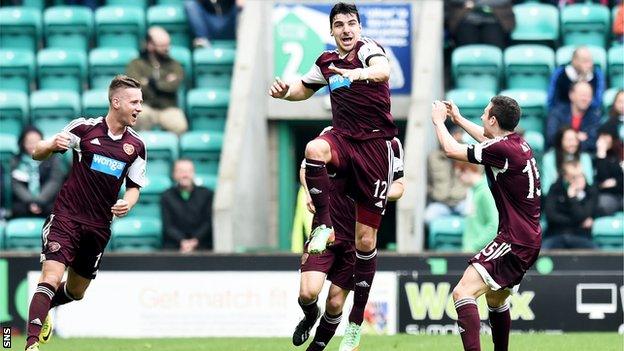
[432,101,468,162]
[269,77,315,101]
[328,55,390,83]
[444,101,487,143]
[387,178,405,201]
[32,133,71,161]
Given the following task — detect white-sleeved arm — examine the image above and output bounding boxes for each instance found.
[126,154,146,187]
[301,64,328,86]
[357,38,387,68]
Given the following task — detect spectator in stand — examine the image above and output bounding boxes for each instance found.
[594,123,624,216]
[161,159,214,252]
[541,126,594,195]
[614,3,624,44]
[455,162,498,253]
[184,0,244,48]
[604,90,624,139]
[546,0,615,8]
[543,160,598,249]
[444,0,515,49]
[547,46,605,110]
[425,124,468,225]
[11,126,64,218]
[126,26,187,135]
[546,81,602,152]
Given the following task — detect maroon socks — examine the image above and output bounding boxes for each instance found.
[348,249,377,325]
[455,297,481,351]
[26,283,56,348]
[488,303,511,351]
[304,159,333,228]
[306,312,342,351]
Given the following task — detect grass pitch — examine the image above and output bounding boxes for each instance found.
[12,333,622,351]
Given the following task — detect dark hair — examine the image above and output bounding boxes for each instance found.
[108,75,141,102]
[18,125,43,154]
[608,90,623,121]
[553,125,580,172]
[489,95,521,131]
[329,2,359,28]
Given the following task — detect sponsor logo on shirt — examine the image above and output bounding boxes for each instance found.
[91,154,126,179]
[329,74,351,91]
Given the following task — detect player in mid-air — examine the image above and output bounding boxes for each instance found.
[431,97,542,351]
[294,127,405,351]
[269,3,397,350]
[24,75,146,351]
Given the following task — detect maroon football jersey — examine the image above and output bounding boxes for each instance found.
[53,117,146,228]
[301,37,397,141]
[467,133,542,248]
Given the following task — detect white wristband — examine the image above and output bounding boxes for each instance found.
[282,87,291,99]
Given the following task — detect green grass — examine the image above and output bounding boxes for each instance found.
[12,333,622,351]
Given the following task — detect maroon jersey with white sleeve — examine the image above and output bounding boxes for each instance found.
[301,37,397,141]
[467,133,542,248]
[53,117,146,228]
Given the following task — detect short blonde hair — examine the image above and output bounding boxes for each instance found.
[108,75,141,102]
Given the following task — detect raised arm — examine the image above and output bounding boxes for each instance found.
[328,55,390,83]
[269,77,316,101]
[32,133,72,161]
[444,101,487,143]
[432,101,469,162]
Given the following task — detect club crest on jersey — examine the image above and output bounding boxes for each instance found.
[123,143,135,155]
[91,154,126,179]
[329,74,351,91]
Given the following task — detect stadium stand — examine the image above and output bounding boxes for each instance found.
[43,5,93,52]
[193,47,236,89]
[186,87,230,132]
[428,215,464,251]
[95,6,146,49]
[0,6,41,52]
[0,49,35,94]
[0,90,29,137]
[37,48,87,93]
[88,47,139,89]
[4,217,45,251]
[30,90,81,137]
[111,216,162,251]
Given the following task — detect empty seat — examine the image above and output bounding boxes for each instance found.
[504,45,554,91]
[147,5,190,48]
[212,40,236,49]
[89,47,139,89]
[131,175,172,217]
[5,217,45,251]
[452,45,502,93]
[170,45,192,109]
[0,49,35,94]
[445,88,493,121]
[30,90,81,136]
[555,45,607,73]
[561,4,611,47]
[140,130,179,177]
[608,46,623,89]
[500,89,547,133]
[0,90,29,137]
[111,216,162,251]
[195,173,217,191]
[106,0,149,9]
[428,215,464,251]
[82,89,109,118]
[193,47,236,88]
[95,6,145,49]
[0,7,42,52]
[37,48,87,93]
[511,3,559,44]
[180,130,223,176]
[592,216,624,249]
[44,6,93,51]
[186,88,230,131]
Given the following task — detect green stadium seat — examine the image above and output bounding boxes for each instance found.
[180,130,223,176]
[212,40,237,50]
[82,89,109,118]
[156,0,185,6]
[592,216,624,249]
[0,7,42,52]
[451,45,502,93]
[524,130,545,157]
[602,87,619,112]
[22,0,45,10]
[0,49,35,94]
[608,46,624,89]
[504,45,554,91]
[95,6,146,49]
[428,215,464,251]
[37,48,87,93]
[561,4,611,47]
[500,89,547,134]
[0,133,19,210]
[170,45,192,110]
[186,88,230,131]
[30,90,81,137]
[445,88,493,121]
[195,173,217,191]
[5,217,45,251]
[44,6,93,52]
[0,90,29,137]
[131,175,172,217]
[555,45,607,73]
[106,0,149,9]
[140,130,179,177]
[89,47,139,89]
[147,5,190,48]
[511,3,559,43]
[193,47,236,88]
[111,216,162,251]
